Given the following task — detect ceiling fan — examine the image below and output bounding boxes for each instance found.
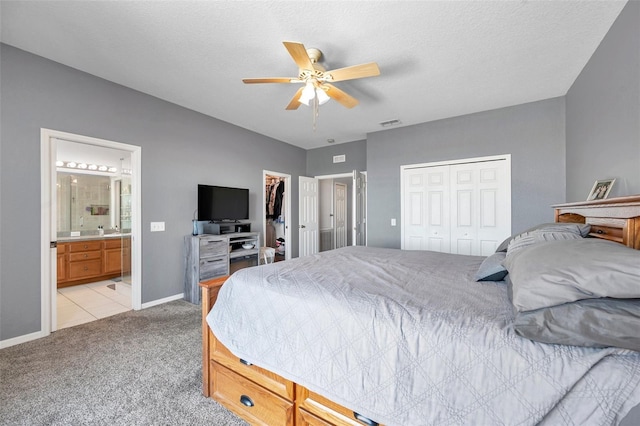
[242,41,380,111]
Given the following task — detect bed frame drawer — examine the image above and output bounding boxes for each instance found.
[211,362,294,426]
[210,333,295,400]
[296,386,383,426]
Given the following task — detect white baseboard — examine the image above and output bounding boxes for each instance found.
[0,330,49,349]
[140,293,184,309]
[1,293,185,349]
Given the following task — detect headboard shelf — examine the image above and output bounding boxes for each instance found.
[553,195,640,249]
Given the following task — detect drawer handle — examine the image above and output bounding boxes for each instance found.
[239,395,254,407]
[354,412,378,426]
[239,358,252,366]
[84,254,88,258]
[597,229,605,234]
[83,266,88,271]
[206,259,224,263]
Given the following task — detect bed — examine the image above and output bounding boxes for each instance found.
[200,195,640,426]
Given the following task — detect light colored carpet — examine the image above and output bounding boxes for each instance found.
[0,300,248,425]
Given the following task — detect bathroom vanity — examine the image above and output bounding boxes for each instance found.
[56,235,131,288]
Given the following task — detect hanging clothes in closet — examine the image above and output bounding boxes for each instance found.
[266,178,285,220]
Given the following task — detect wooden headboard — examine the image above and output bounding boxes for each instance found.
[553,195,640,250]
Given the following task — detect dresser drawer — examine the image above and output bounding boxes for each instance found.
[68,240,102,252]
[199,256,228,280]
[69,250,102,262]
[199,237,228,257]
[210,333,294,400]
[68,259,102,279]
[211,362,294,426]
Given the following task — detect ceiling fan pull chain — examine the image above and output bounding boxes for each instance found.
[312,94,319,132]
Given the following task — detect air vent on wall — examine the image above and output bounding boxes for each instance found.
[379,119,401,127]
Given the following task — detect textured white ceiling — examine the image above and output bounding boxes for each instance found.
[0,1,627,149]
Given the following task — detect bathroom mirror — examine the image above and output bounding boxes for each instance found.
[56,172,131,235]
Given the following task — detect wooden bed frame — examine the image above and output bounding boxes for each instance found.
[200,195,640,426]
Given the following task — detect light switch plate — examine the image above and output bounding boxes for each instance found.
[391,218,396,226]
[150,222,165,232]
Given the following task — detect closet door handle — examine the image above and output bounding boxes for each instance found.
[300,225,306,229]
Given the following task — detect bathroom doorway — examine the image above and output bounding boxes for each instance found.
[41,129,141,334]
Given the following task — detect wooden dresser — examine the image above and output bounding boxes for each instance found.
[553,194,640,249]
[201,277,384,426]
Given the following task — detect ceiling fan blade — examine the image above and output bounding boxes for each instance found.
[285,87,304,110]
[283,41,314,71]
[323,83,359,108]
[325,62,380,82]
[243,77,296,84]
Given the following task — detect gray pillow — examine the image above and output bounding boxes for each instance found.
[505,238,640,313]
[474,252,508,282]
[514,298,640,352]
[496,222,591,252]
[505,229,582,258]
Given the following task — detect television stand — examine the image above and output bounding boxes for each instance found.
[203,222,251,235]
[183,231,259,304]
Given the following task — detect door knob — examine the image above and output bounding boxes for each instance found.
[300,225,306,229]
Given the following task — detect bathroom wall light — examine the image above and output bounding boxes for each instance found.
[57,160,119,174]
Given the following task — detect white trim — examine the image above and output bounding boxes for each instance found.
[0,330,49,349]
[263,170,292,261]
[40,129,142,342]
[141,293,185,309]
[401,154,510,172]
[313,172,353,180]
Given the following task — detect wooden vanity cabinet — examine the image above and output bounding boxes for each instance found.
[103,238,124,274]
[57,243,68,282]
[57,236,131,288]
[67,240,102,283]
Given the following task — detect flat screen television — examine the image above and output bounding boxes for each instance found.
[198,184,249,222]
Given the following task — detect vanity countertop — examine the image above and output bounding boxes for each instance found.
[57,233,131,242]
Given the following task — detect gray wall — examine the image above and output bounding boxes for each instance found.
[566,0,640,201]
[306,139,367,176]
[366,98,566,248]
[0,44,306,340]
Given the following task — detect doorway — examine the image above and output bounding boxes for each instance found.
[41,129,141,335]
[263,171,291,261]
[299,171,367,257]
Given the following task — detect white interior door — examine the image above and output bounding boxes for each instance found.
[334,182,347,249]
[450,161,510,256]
[402,155,510,255]
[402,165,451,252]
[353,171,367,246]
[299,176,319,257]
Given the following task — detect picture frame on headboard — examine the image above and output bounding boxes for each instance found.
[587,178,616,201]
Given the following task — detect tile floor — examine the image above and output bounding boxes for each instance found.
[57,280,132,330]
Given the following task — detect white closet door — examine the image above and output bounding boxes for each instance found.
[402,156,510,255]
[403,165,450,252]
[450,160,509,256]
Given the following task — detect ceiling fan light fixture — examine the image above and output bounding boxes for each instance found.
[299,82,330,107]
[299,82,315,106]
[316,87,330,105]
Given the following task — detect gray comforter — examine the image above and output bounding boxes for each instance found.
[207,246,640,425]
